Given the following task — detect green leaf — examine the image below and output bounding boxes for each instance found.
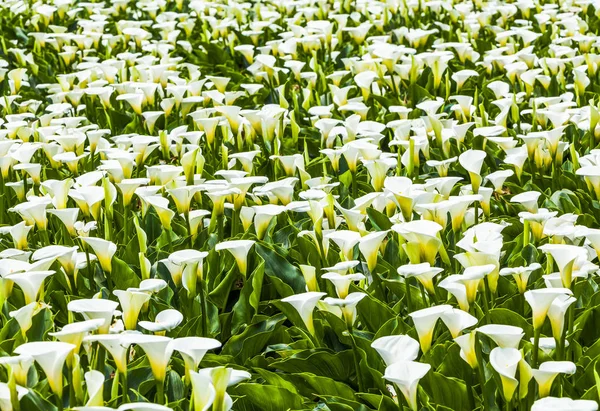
[230,383,305,411]
[422,372,471,411]
[256,242,305,293]
[111,257,141,290]
[222,314,286,363]
[488,308,533,337]
[270,350,356,383]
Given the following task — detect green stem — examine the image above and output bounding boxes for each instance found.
[475,338,489,411]
[200,280,208,337]
[122,370,129,403]
[347,325,365,393]
[95,345,106,373]
[156,379,165,404]
[167,229,174,253]
[532,328,541,369]
[405,276,414,317]
[217,214,224,241]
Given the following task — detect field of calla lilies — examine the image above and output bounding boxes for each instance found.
[4,0,600,410]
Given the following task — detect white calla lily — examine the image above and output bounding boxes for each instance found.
[383,361,431,411]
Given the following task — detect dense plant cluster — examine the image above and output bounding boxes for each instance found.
[3,0,600,410]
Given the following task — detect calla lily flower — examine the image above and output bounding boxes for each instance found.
[532,361,576,397]
[490,347,521,402]
[538,244,588,288]
[10,302,44,335]
[6,270,54,304]
[215,240,255,276]
[454,331,478,369]
[113,290,152,330]
[123,334,173,383]
[392,221,444,265]
[500,263,542,294]
[371,335,420,366]
[85,334,132,374]
[49,319,105,354]
[383,361,431,411]
[169,337,221,380]
[321,272,365,299]
[531,397,598,411]
[14,341,75,398]
[0,355,34,386]
[325,230,362,261]
[548,294,577,342]
[525,288,573,330]
[67,299,119,334]
[189,370,216,411]
[409,305,452,353]
[458,150,486,193]
[194,367,251,411]
[397,263,444,295]
[139,309,183,335]
[281,292,326,336]
[477,325,524,349]
[358,231,388,272]
[299,265,318,292]
[84,370,104,406]
[323,292,367,327]
[80,237,117,274]
[0,382,27,411]
[440,308,478,338]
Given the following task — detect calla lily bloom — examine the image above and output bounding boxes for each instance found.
[189,370,216,411]
[532,361,576,397]
[477,325,524,349]
[525,288,573,330]
[194,367,251,411]
[49,319,105,354]
[323,292,367,327]
[458,150,486,193]
[139,309,183,335]
[113,290,152,330]
[383,361,431,411]
[67,299,119,334]
[490,347,521,402]
[214,240,255,276]
[397,263,443,295]
[6,270,54,304]
[454,331,478,369]
[14,341,75,398]
[409,305,452,353]
[0,382,27,411]
[84,370,104,406]
[440,308,478,338]
[281,292,326,336]
[321,273,365,298]
[371,335,420,366]
[169,337,221,380]
[0,355,34,386]
[123,334,173,383]
[548,294,577,342]
[392,221,444,265]
[538,244,588,288]
[358,231,388,272]
[531,397,598,411]
[500,263,542,294]
[85,334,132,374]
[80,237,117,274]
